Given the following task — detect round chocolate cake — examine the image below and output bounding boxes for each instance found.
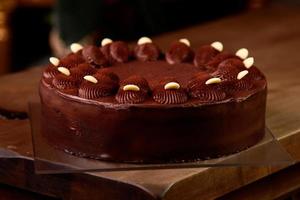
[39,37,267,163]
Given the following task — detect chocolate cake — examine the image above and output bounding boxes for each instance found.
[39,37,267,163]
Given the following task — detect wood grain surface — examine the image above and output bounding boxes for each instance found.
[1,3,300,200]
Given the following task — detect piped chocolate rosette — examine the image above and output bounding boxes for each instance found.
[116,75,150,104]
[153,78,188,104]
[78,72,119,99]
[188,73,227,102]
[134,37,161,61]
[52,67,79,95]
[42,43,85,84]
[82,45,108,68]
[59,43,85,68]
[212,55,256,94]
[206,47,249,71]
[165,39,194,64]
[193,41,223,70]
[100,40,131,64]
[42,57,61,85]
[212,58,244,81]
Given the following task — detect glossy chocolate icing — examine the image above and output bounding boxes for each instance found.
[40,39,267,163]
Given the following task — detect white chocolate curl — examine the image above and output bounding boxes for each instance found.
[243,57,254,68]
[101,38,113,46]
[49,57,60,66]
[84,75,98,84]
[58,67,70,76]
[70,43,83,53]
[137,37,152,45]
[205,77,222,85]
[179,38,190,47]
[123,84,140,91]
[164,82,180,90]
[235,48,249,60]
[237,70,249,80]
[211,41,223,52]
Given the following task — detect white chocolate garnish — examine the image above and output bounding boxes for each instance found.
[49,57,60,66]
[123,84,140,91]
[211,41,223,52]
[84,75,98,84]
[205,77,221,85]
[243,57,254,68]
[70,43,83,53]
[237,70,249,80]
[57,67,70,76]
[179,38,190,47]
[164,82,180,90]
[101,38,113,46]
[137,37,152,45]
[235,48,249,60]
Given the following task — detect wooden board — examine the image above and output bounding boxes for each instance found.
[1,4,300,200]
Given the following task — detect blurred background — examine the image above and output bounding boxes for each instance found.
[0,0,298,76]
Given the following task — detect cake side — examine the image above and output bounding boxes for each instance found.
[40,82,266,163]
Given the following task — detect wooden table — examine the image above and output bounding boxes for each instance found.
[1,4,300,200]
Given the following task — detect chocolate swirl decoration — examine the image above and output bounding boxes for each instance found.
[109,41,130,63]
[187,73,226,102]
[153,78,188,104]
[211,58,243,81]
[78,73,119,99]
[96,68,120,84]
[69,63,97,80]
[82,45,108,68]
[165,41,193,64]
[206,52,238,72]
[60,53,85,68]
[115,75,149,104]
[100,42,112,61]
[234,70,253,91]
[121,75,150,92]
[52,73,79,95]
[42,64,59,84]
[193,45,220,68]
[134,43,161,61]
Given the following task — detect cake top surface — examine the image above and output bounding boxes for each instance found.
[41,37,267,107]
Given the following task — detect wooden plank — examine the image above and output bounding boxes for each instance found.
[217,163,300,200]
[0,67,42,113]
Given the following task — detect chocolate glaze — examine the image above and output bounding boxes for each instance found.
[40,40,267,163]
